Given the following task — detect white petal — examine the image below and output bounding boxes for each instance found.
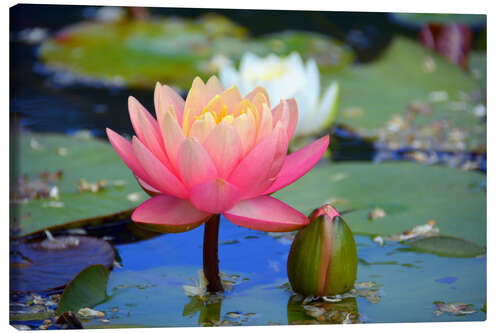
[308,81,340,134]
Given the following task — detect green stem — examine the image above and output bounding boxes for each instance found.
[203,214,223,292]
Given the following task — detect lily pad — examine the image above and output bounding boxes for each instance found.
[10,235,114,292]
[39,16,353,89]
[407,236,486,258]
[328,37,485,152]
[57,264,110,315]
[10,132,143,237]
[273,161,486,247]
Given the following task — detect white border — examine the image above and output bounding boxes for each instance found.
[3,0,497,332]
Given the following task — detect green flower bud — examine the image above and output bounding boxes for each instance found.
[287,204,358,296]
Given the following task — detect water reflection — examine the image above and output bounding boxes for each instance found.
[182,296,223,326]
[287,295,359,324]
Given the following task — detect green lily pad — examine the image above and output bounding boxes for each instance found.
[10,133,143,237]
[328,37,485,152]
[273,161,486,247]
[246,31,354,74]
[57,264,110,315]
[39,16,353,89]
[407,236,486,258]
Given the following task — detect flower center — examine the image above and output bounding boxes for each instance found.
[243,62,290,83]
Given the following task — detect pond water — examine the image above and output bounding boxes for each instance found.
[81,216,485,327]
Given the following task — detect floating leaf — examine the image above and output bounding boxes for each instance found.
[328,38,485,152]
[10,133,143,237]
[407,236,485,258]
[273,161,486,246]
[56,264,110,315]
[39,16,353,89]
[10,236,114,292]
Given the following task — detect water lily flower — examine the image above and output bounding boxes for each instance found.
[219,52,339,138]
[106,76,329,291]
[107,76,329,233]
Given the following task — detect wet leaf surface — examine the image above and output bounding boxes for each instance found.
[407,236,486,258]
[10,133,142,237]
[10,236,114,292]
[328,38,485,153]
[57,264,110,315]
[273,161,486,247]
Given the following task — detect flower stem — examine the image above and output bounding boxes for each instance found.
[203,214,224,292]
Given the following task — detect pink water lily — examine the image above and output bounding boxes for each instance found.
[106,76,329,234]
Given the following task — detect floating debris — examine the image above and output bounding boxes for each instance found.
[342,107,364,118]
[77,178,107,193]
[428,91,449,103]
[330,172,348,182]
[30,138,43,150]
[372,235,384,246]
[385,220,439,242]
[422,56,437,73]
[11,171,63,203]
[56,147,68,156]
[77,307,105,318]
[127,192,142,202]
[433,302,476,316]
[368,207,386,221]
[42,201,64,208]
[182,270,209,298]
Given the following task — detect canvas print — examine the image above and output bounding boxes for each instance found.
[10,4,486,329]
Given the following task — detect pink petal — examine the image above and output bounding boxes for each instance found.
[133,137,189,199]
[272,99,298,141]
[177,137,218,188]
[154,82,185,125]
[136,177,162,196]
[264,135,330,194]
[205,76,224,99]
[224,196,309,232]
[132,195,212,233]
[203,123,243,178]
[128,96,173,170]
[266,120,289,182]
[220,86,242,112]
[184,77,209,127]
[106,128,154,183]
[245,86,270,107]
[158,108,185,171]
[228,133,277,199]
[256,103,273,143]
[189,178,241,214]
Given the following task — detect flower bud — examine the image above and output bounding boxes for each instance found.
[287,204,358,296]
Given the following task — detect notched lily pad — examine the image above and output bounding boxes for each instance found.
[10,235,114,292]
[407,235,485,258]
[57,264,110,315]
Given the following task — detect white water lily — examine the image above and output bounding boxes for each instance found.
[220,52,339,138]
